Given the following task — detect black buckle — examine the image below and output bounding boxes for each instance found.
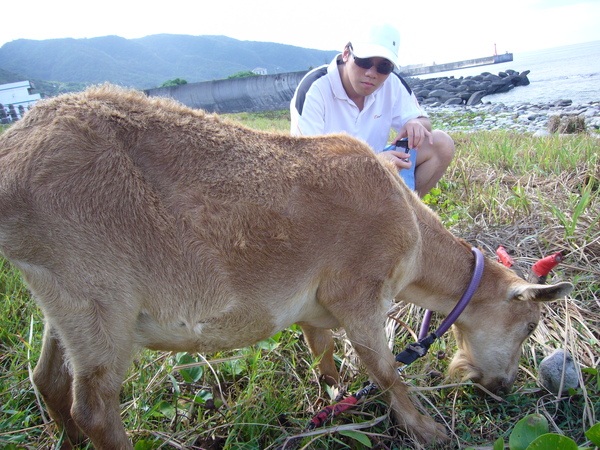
[395,333,437,365]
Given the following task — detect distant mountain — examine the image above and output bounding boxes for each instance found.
[0,34,338,93]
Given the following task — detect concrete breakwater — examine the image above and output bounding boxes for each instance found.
[399,53,513,77]
[145,68,600,135]
[145,68,531,114]
[406,69,532,106]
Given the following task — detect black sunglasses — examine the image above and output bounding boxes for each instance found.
[350,50,395,75]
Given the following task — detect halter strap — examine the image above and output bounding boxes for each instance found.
[396,247,484,366]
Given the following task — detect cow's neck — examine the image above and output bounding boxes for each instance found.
[401,217,482,317]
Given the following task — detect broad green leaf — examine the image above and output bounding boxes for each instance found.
[176,353,203,382]
[223,358,246,376]
[256,336,280,351]
[509,414,549,450]
[157,400,176,419]
[134,440,157,450]
[525,433,578,449]
[194,390,213,404]
[493,437,505,450]
[339,430,373,447]
[585,423,600,447]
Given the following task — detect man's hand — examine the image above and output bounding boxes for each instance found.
[395,117,433,150]
[380,150,412,171]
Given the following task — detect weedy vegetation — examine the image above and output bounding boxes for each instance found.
[1,110,598,449]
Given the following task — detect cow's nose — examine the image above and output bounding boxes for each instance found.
[474,375,515,396]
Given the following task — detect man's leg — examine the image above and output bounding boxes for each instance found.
[414,130,455,197]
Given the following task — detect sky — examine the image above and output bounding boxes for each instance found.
[2,0,600,65]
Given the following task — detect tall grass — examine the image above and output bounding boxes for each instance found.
[0,114,598,449]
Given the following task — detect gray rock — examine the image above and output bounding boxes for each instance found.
[429,89,451,98]
[445,97,463,105]
[554,99,573,107]
[582,109,597,117]
[421,97,439,105]
[589,118,600,129]
[538,349,579,394]
[492,82,514,94]
[434,82,456,91]
[533,130,552,137]
[513,74,531,86]
[484,74,502,83]
[467,83,486,92]
[467,91,487,106]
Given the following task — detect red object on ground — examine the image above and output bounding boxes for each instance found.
[496,246,515,268]
[532,252,563,277]
[308,396,358,429]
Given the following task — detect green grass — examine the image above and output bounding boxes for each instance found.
[1,114,599,449]
[225,110,291,133]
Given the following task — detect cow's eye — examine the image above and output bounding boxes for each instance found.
[527,322,537,334]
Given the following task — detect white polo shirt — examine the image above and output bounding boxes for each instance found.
[290,55,426,152]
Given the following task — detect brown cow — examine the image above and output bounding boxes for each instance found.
[0,85,572,449]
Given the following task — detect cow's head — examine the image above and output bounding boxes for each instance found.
[449,279,573,394]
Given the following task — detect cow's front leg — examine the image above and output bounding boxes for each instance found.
[316,275,447,444]
[346,325,447,443]
[343,320,448,445]
[311,280,446,447]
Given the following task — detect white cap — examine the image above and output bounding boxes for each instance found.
[348,24,400,68]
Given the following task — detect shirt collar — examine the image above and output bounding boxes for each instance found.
[328,55,349,101]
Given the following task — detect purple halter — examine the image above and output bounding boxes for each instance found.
[396,247,484,366]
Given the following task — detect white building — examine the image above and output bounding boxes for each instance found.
[252,67,267,75]
[0,80,41,123]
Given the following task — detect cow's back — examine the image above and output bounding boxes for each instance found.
[0,85,417,323]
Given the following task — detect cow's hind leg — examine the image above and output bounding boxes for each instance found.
[37,291,138,450]
[33,323,83,448]
[69,362,132,450]
[299,324,339,385]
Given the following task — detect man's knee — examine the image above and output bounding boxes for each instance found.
[432,130,455,166]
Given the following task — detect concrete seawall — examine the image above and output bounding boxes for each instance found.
[144,54,514,114]
[144,71,309,114]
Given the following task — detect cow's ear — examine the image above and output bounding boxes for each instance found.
[508,282,573,302]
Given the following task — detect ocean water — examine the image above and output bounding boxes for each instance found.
[419,40,600,106]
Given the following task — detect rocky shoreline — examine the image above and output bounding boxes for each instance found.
[408,71,600,135]
[424,99,600,135]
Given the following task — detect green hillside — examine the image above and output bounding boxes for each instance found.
[0,34,337,93]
